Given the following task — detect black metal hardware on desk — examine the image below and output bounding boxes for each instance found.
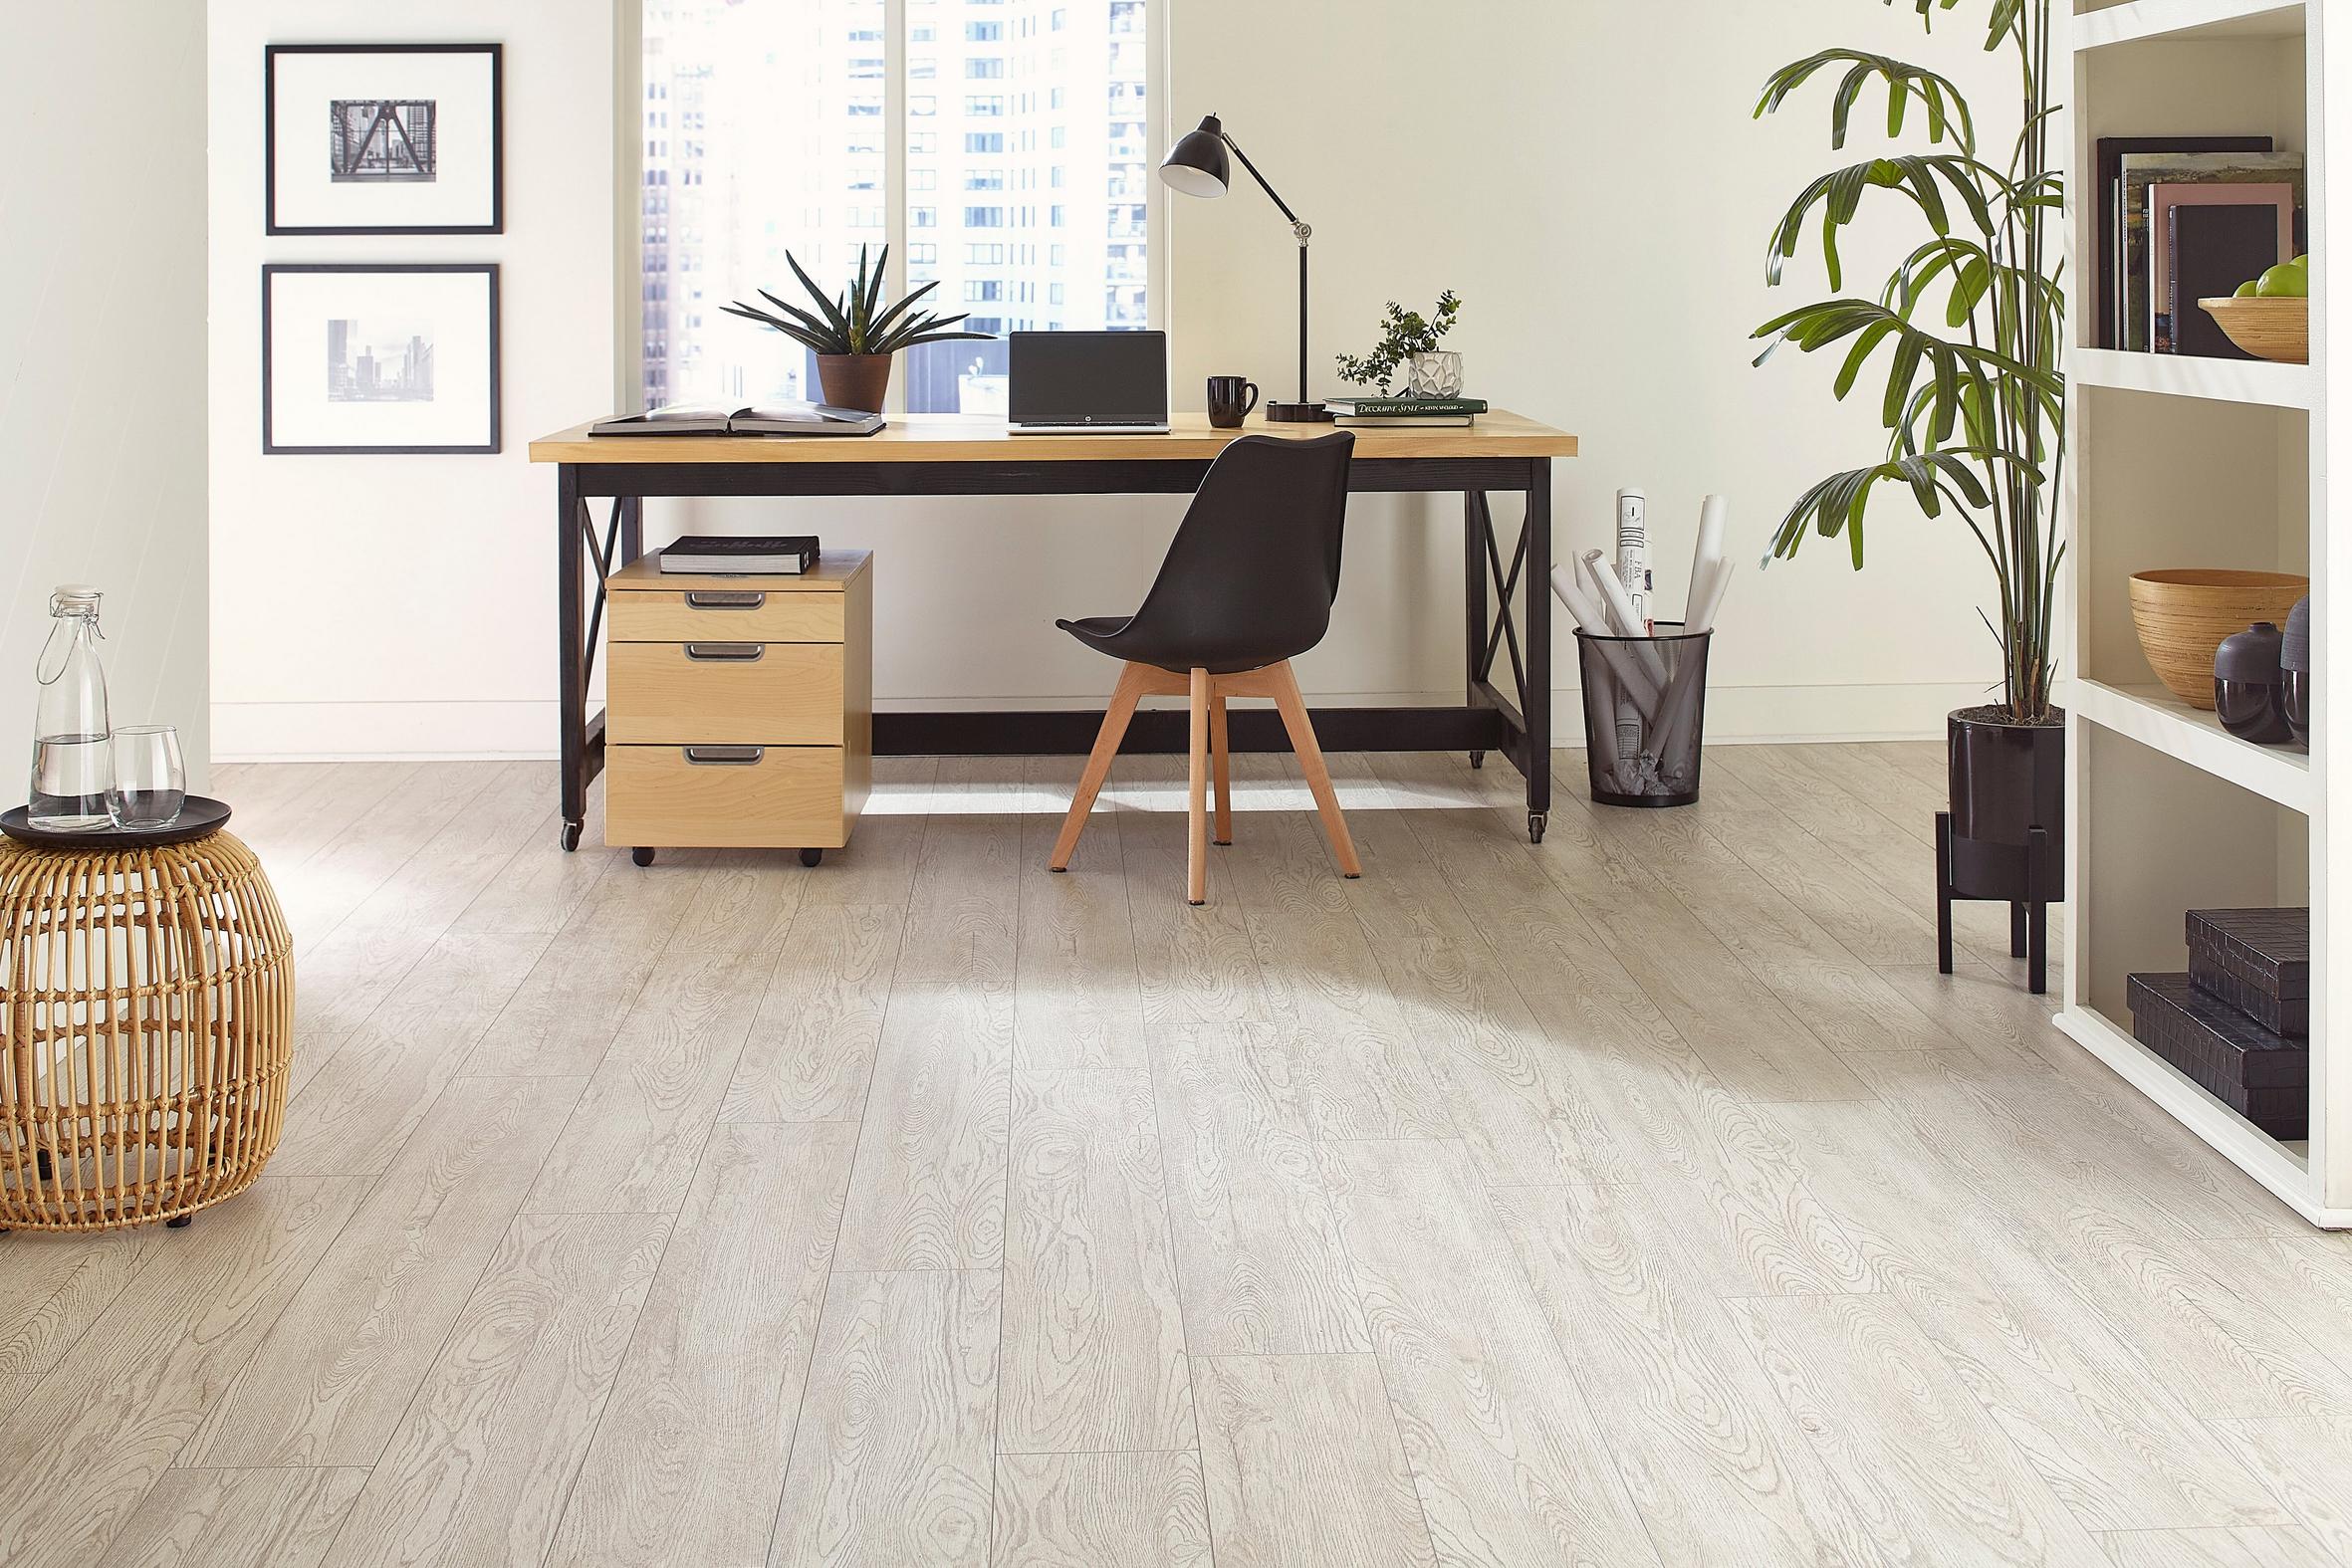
[552,454,1553,851]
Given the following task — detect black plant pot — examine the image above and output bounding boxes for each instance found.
[1938,705,2065,994]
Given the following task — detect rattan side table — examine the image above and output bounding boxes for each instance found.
[0,803,294,1232]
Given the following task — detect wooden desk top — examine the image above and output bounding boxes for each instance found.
[606,551,871,593]
[530,410,1576,464]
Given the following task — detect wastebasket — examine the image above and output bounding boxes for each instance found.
[1573,623,1713,807]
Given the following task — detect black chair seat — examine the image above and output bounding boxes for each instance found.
[1055,614,1272,676]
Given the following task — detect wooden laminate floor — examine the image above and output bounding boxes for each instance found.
[5,745,2349,1567]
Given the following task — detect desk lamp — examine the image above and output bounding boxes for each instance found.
[1159,114,1331,423]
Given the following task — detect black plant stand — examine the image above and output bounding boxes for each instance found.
[1936,811,2051,996]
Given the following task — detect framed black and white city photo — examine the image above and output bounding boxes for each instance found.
[265,43,503,235]
[263,264,500,455]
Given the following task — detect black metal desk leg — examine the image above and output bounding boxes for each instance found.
[618,495,643,565]
[1465,491,1489,771]
[556,465,587,852]
[1524,460,1552,843]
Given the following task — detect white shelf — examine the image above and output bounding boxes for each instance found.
[2070,346,2317,409]
[2070,678,2313,811]
[2055,1005,2342,1224]
[2074,0,2303,52]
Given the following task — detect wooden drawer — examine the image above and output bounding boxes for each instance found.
[609,585,844,644]
[604,744,847,849]
[607,641,843,745]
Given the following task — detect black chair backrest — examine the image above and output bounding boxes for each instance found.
[1122,431,1355,671]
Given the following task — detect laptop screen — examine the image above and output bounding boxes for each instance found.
[1009,331,1168,424]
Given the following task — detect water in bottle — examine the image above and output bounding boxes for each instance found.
[29,586,112,831]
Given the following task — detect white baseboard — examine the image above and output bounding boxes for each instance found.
[211,682,1985,762]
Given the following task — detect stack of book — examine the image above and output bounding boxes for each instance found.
[658,535,821,574]
[2094,137,2304,356]
[1323,395,1486,429]
[2127,906,2310,1139]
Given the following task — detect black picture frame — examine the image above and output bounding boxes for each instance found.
[265,43,504,236]
[262,263,501,455]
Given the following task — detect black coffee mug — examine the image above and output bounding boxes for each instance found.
[1207,375,1260,428]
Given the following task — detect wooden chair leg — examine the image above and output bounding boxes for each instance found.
[1210,691,1233,845]
[1051,661,1151,871]
[1187,667,1212,905]
[1264,661,1361,879]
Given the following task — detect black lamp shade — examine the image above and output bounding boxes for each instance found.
[1160,115,1229,198]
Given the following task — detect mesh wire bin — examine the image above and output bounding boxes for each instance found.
[1574,623,1713,807]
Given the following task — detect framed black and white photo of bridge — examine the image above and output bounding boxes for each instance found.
[267,44,502,235]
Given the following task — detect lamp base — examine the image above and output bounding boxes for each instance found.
[1266,400,1334,423]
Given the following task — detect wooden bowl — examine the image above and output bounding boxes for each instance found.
[2198,296,2309,363]
[2129,568,2309,708]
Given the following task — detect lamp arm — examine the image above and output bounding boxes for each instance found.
[1220,132,1308,244]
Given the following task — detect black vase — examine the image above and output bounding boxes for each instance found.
[2214,621,2293,745]
[1947,707,2065,902]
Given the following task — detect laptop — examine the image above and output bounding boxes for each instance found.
[1008,331,1170,434]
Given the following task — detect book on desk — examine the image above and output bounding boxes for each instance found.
[591,402,884,437]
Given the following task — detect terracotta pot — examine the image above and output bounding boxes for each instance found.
[818,354,893,414]
[1947,706,2065,902]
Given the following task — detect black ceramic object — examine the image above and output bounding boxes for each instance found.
[2281,595,2312,744]
[0,796,231,849]
[1946,709,2065,903]
[2214,621,2293,745]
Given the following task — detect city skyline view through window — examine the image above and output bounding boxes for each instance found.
[639,0,1150,414]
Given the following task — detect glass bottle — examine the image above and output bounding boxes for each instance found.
[29,585,111,831]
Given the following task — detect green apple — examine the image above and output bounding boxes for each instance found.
[2235,280,2261,297]
[2255,262,2310,299]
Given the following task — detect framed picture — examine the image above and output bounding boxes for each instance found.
[266,44,503,235]
[263,264,500,455]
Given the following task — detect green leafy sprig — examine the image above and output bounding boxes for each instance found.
[1334,291,1462,392]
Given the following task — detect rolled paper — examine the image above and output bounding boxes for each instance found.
[1557,564,1664,708]
[1581,549,1646,636]
[1688,557,1736,636]
[1616,489,1651,630]
[1690,494,1727,618]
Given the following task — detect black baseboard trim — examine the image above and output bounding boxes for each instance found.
[873,706,1508,757]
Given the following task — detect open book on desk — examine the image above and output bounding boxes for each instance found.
[590,401,885,437]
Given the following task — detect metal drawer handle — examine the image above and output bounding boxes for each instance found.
[685,642,765,662]
[685,590,766,610]
[684,746,765,766]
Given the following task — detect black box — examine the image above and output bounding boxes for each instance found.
[2128,972,2307,1140]
[2186,908,2310,1038]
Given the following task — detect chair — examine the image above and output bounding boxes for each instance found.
[1049,430,1361,904]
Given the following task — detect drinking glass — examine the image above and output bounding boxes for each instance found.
[109,726,186,829]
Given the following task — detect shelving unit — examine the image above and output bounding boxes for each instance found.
[2063,0,2346,1225]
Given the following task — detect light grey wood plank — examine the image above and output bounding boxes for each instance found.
[1724,1292,2107,1565]
[550,845,713,945]
[271,932,554,1178]
[1869,962,2069,1071]
[1117,756,1272,1028]
[720,902,904,1122]
[2203,1416,2352,1563]
[893,757,1023,994]
[2193,1237,2352,1390]
[832,988,1015,1271]
[999,1068,1193,1453]
[103,1466,369,1568]
[317,1213,670,1568]
[991,1451,1211,1568]
[1191,1353,1436,1568]
[286,923,442,1102]
[523,944,771,1215]
[1319,1138,1663,1567]
[665,847,807,954]
[338,761,552,934]
[232,763,418,883]
[0,1178,371,1564]
[273,765,502,946]
[0,1225,162,1378]
[546,1121,857,1568]
[184,1076,586,1468]
[447,808,618,937]
[2097,1524,2339,1568]
[768,1268,999,1568]
[799,753,938,908]
[1018,754,1147,1070]
[1154,1024,1371,1356]
[460,932,665,1079]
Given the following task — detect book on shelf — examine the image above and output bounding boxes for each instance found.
[2094,136,2270,349]
[2158,194,2292,358]
[1321,395,1488,416]
[1333,413,1474,428]
[590,401,885,437]
[658,535,821,574]
[2117,150,2302,352]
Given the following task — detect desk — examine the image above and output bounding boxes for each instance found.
[528,411,1577,849]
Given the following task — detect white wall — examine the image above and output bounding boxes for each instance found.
[2,4,210,791]
[207,0,615,760]
[209,0,2023,758]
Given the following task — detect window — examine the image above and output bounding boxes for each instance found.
[639,0,1150,412]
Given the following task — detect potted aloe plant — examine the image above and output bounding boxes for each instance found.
[724,244,993,413]
[1753,0,2065,970]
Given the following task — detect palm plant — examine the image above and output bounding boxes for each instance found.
[1753,0,2064,723]
[722,244,994,357]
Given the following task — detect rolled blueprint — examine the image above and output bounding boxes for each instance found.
[1616,488,1652,631]
[1552,564,1663,708]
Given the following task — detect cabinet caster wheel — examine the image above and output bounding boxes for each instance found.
[800,848,823,868]
[631,846,656,867]
[1528,812,1547,845]
[1469,750,1486,770]
[166,1214,192,1230]
[560,821,583,852]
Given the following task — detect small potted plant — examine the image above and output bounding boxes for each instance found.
[1335,291,1463,397]
[723,244,993,413]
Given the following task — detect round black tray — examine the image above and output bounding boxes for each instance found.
[1,796,232,849]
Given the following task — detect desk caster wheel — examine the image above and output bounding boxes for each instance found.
[560,820,583,852]
[632,847,656,867]
[166,1214,192,1230]
[800,848,823,868]
[1528,812,1547,845]
[1469,750,1486,770]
